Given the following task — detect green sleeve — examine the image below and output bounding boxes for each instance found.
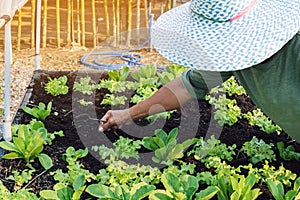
[180,69,233,99]
[233,34,300,142]
[180,34,300,142]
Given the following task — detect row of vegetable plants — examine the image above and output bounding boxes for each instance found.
[0,65,299,199]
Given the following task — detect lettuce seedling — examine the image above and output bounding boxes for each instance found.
[241,136,275,164]
[22,102,52,120]
[267,177,300,200]
[73,76,97,95]
[107,66,130,81]
[45,75,69,96]
[277,142,300,161]
[143,128,195,165]
[0,121,53,170]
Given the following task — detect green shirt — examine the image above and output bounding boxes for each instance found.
[181,34,300,142]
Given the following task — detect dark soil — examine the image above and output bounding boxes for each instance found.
[0,70,299,199]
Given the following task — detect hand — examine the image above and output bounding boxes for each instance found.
[98,109,132,132]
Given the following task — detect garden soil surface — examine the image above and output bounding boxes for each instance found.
[0,69,300,199]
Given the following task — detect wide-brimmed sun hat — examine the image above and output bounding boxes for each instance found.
[152,0,300,71]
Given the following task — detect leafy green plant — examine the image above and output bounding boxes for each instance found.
[7,169,35,190]
[205,94,242,126]
[165,161,196,177]
[130,64,157,81]
[108,66,130,81]
[260,161,297,187]
[149,171,199,200]
[92,136,143,162]
[73,76,96,95]
[187,135,236,163]
[221,76,246,96]
[41,147,95,200]
[143,128,195,165]
[243,161,297,187]
[0,180,39,200]
[101,94,127,106]
[157,64,186,85]
[241,136,275,164]
[0,120,53,170]
[77,99,93,106]
[243,108,282,134]
[205,156,240,178]
[197,171,218,186]
[98,160,161,187]
[86,182,156,200]
[99,79,128,93]
[22,102,52,120]
[130,86,158,104]
[45,75,69,96]
[267,177,300,200]
[149,171,219,200]
[216,174,262,200]
[62,146,89,165]
[277,141,300,161]
[40,174,87,200]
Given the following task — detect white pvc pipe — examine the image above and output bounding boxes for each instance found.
[35,0,41,69]
[3,21,12,141]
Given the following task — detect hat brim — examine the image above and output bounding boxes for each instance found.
[152,0,300,71]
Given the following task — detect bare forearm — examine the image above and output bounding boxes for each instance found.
[128,77,193,119]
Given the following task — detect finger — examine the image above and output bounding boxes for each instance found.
[99,119,115,132]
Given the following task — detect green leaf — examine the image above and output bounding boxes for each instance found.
[153,137,166,149]
[40,190,59,200]
[166,128,178,144]
[38,153,53,170]
[149,190,174,200]
[130,182,156,200]
[57,187,73,200]
[294,177,300,191]
[72,185,86,200]
[86,184,115,199]
[0,141,18,152]
[195,186,219,200]
[161,172,181,193]
[22,106,33,116]
[285,191,297,200]
[13,137,26,155]
[155,129,168,146]
[142,137,160,151]
[244,173,256,188]
[267,179,284,200]
[73,175,85,191]
[169,144,184,161]
[2,152,22,159]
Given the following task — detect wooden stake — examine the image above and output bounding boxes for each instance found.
[143,0,148,28]
[81,0,85,46]
[112,0,116,46]
[116,0,120,45]
[77,0,81,45]
[42,0,48,48]
[137,0,140,44]
[126,0,132,46]
[103,0,110,36]
[67,0,72,45]
[17,9,22,49]
[71,0,75,43]
[56,0,61,47]
[92,0,96,47]
[31,0,36,48]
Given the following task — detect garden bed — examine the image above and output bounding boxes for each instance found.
[0,69,299,199]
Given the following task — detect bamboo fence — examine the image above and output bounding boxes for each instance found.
[1,0,179,49]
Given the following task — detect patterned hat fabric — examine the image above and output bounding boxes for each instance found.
[152,0,300,71]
